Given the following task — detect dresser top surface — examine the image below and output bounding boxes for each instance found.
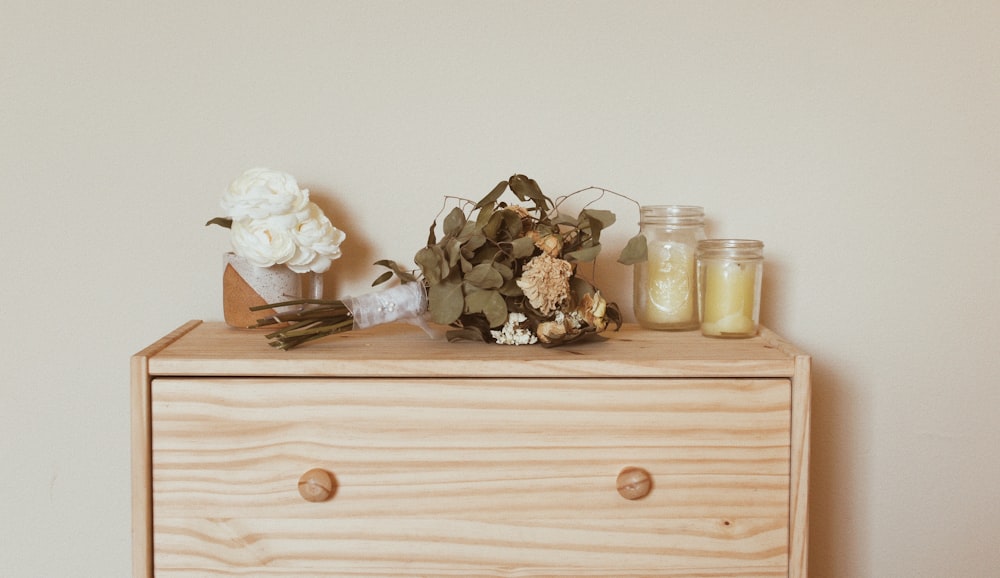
[135,321,808,379]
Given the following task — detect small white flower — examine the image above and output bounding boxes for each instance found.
[221,168,309,221]
[490,312,538,345]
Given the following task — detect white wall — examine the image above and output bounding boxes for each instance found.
[3,1,998,576]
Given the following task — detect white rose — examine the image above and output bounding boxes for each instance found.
[229,216,298,267]
[285,202,347,273]
[221,168,309,221]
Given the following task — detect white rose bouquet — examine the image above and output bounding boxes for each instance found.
[208,168,346,274]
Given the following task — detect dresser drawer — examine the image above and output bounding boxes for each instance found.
[151,376,791,576]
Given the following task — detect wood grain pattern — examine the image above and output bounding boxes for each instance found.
[131,320,202,578]
[151,377,791,576]
[133,321,810,577]
[788,353,811,576]
[758,328,811,575]
[147,323,799,379]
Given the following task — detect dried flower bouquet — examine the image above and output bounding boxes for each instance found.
[254,174,646,349]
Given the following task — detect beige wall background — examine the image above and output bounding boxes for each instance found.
[3,1,999,576]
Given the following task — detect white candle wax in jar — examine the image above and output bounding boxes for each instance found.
[633,205,705,331]
[645,241,696,324]
[697,239,763,338]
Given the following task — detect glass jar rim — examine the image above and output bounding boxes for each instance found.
[639,205,704,225]
[697,238,764,259]
[640,205,704,215]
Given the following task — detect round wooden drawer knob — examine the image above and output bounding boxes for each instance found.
[617,466,652,500]
[298,468,336,502]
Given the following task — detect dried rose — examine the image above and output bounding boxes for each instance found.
[579,291,609,331]
[530,231,563,258]
[536,320,568,344]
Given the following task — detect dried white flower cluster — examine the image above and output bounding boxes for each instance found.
[490,312,538,346]
[516,253,572,315]
[221,168,346,274]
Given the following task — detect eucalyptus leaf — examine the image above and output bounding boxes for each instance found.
[433,244,451,278]
[581,209,616,229]
[482,291,509,327]
[445,237,463,268]
[617,233,648,265]
[564,244,602,263]
[415,246,443,284]
[370,270,394,287]
[476,243,501,263]
[373,259,418,284]
[458,218,478,241]
[499,277,524,296]
[443,207,466,237]
[508,174,550,211]
[569,275,596,297]
[464,288,508,327]
[428,278,464,325]
[579,209,615,246]
[461,234,487,258]
[475,205,495,230]
[427,220,437,245]
[484,210,505,239]
[464,286,491,311]
[501,209,523,239]
[507,174,532,202]
[465,263,504,289]
[493,261,513,280]
[508,235,537,259]
[205,217,233,229]
[474,180,509,210]
[535,222,556,237]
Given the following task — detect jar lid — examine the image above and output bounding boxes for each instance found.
[696,238,764,259]
[639,205,704,226]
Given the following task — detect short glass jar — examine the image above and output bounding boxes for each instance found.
[632,206,706,330]
[696,239,764,338]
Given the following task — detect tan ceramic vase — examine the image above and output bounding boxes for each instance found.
[222,253,302,328]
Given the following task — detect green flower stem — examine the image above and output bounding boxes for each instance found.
[249,298,343,312]
[249,299,355,349]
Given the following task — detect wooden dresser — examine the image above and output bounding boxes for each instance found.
[131,321,809,577]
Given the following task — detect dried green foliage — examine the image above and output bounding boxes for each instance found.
[617,231,648,265]
[256,174,642,349]
[205,217,233,229]
[376,174,639,345]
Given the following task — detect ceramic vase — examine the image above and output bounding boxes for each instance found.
[222,253,302,328]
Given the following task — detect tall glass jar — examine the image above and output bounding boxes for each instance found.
[696,239,764,338]
[633,205,706,330]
